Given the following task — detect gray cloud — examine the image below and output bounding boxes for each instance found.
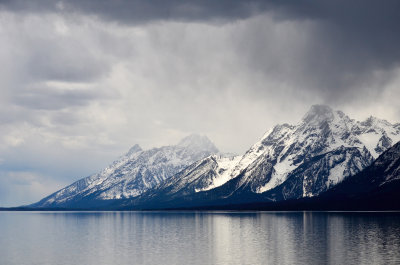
[0,169,70,207]
[0,0,267,22]
[13,86,97,110]
[0,13,111,84]
[2,0,399,100]
[273,1,400,97]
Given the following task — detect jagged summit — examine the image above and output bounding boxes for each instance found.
[177,134,219,153]
[126,144,142,156]
[361,115,393,128]
[32,134,219,208]
[302,104,335,125]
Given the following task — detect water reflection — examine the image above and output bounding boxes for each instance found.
[0,211,399,265]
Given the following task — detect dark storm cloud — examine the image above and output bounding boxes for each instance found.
[0,0,268,22]
[266,0,400,98]
[2,0,399,100]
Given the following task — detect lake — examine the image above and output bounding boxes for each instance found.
[0,211,399,265]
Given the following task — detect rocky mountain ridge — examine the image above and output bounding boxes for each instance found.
[31,105,400,209]
[32,134,218,208]
[124,105,400,209]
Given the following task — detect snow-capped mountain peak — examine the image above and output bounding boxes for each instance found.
[31,105,400,209]
[177,134,218,153]
[302,104,335,125]
[32,134,219,208]
[131,105,400,208]
[126,144,142,157]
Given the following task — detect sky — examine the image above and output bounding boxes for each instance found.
[0,0,400,206]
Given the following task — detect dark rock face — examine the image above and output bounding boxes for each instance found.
[375,134,393,154]
[307,142,400,210]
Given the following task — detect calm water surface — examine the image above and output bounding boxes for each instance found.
[0,211,399,265]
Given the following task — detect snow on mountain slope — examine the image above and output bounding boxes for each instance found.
[32,134,218,207]
[316,141,400,207]
[144,154,242,196]
[194,155,242,192]
[31,105,400,209]
[133,105,400,206]
[232,105,400,197]
[263,146,374,201]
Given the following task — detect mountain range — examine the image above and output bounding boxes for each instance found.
[205,141,400,211]
[30,105,400,210]
[32,134,218,208]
